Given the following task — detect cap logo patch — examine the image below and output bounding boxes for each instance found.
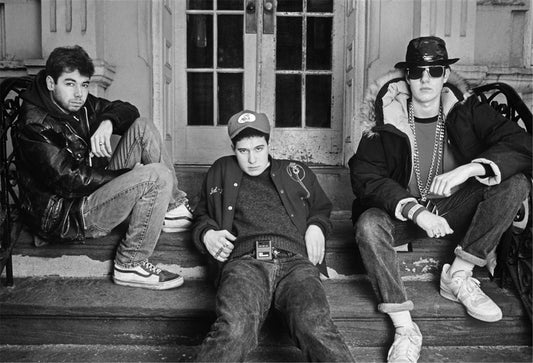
[237,113,256,123]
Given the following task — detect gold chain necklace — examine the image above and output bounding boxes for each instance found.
[407,101,445,202]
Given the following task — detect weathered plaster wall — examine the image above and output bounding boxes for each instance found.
[2,0,41,60]
[101,0,152,118]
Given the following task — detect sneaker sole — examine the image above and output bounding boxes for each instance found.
[113,276,184,290]
[162,226,190,233]
[440,286,503,322]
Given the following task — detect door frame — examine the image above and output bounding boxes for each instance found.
[150,0,369,166]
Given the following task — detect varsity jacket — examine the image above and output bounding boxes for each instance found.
[193,155,333,267]
[349,69,532,222]
[14,70,140,241]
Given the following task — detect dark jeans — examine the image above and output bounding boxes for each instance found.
[195,255,354,362]
[355,174,530,313]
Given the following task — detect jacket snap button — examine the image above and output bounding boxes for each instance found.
[228,206,233,211]
[234,183,238,187]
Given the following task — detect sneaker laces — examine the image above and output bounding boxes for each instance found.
[184,201,193,214]
[455,275,489,305]
[389,326,421,363]
[141,261,161,275]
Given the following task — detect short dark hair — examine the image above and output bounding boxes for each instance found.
[231,127,270,146]
[46,45,95,82]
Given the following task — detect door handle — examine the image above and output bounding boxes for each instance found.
[263,0,274,34]
[246,0,257,34]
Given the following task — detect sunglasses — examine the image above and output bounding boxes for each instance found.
[407,66,446,80]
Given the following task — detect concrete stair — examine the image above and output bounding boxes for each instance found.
[0,166,531,361]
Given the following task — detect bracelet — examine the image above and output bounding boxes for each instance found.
[402,201,418,219]
[411,207,426,224]
[407,204,424,220]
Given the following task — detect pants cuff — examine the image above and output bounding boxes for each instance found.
[378,300,414,313]
[454,246,487,267]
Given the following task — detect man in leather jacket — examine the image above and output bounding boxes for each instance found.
[15,45,191,290]
[349,37,531,362]
[192,110,354,362]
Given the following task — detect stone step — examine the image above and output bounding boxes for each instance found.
[0,277,530,350]
[7,215,461,280]
[0,344,531,362]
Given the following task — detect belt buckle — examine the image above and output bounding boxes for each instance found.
[255,240,272,260]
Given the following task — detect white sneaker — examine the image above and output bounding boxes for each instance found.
[162,203,193,233]
[113,260,184,290]
[387,323,422,363]
[440,264,502,322]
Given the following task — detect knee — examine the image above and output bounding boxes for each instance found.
[142,163,173,190]
[499,173,531,203]
[355,208,390,244]
[509,173,531,196]
[219,314,259,342]
[130,117,157,133]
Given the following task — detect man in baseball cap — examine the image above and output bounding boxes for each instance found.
[192,110,354,361]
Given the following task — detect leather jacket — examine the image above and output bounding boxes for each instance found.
[14,70,139,241]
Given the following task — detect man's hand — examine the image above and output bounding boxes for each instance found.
[203,229,236,262]
[305,224,325,265]
[415,210,454,238]
[429,163,484,198]
[90,120,113,158]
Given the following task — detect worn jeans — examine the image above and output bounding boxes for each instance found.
[82,117,187,267]
[196,255,354,362]
[355,174,530,313]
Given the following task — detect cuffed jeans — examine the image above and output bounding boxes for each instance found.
[82,117,187,267]
[355,174,530,313]
[196,255,354,362]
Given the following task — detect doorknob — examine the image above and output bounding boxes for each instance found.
[246,0,257,34]
[263,0,274,34]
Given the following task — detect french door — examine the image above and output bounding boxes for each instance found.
[171,0,346,165]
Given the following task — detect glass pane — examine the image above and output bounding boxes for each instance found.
[277,0,302,12]
[187,0,213,10]
[276,74,301,127]
[306,75,331,128]
[187,15,213,68]
[188,73,213,125]
[218,0,243,10]
[306,17,332,70]
[276,17,302,70]
[218,73,243,125]
[307,0,332,12]
[218,15,243,68]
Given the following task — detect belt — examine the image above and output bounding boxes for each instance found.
[250,247,297,260]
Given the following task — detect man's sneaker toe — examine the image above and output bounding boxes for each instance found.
[113,260,184,290]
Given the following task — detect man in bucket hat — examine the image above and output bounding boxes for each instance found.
[192,110,354,361]
[349,36,531,362]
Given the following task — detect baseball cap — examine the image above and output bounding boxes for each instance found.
[227,110,271,139]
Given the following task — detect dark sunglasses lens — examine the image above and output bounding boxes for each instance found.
[408,66,444,79]
[428,66,444,77]
[408,68,424,79]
